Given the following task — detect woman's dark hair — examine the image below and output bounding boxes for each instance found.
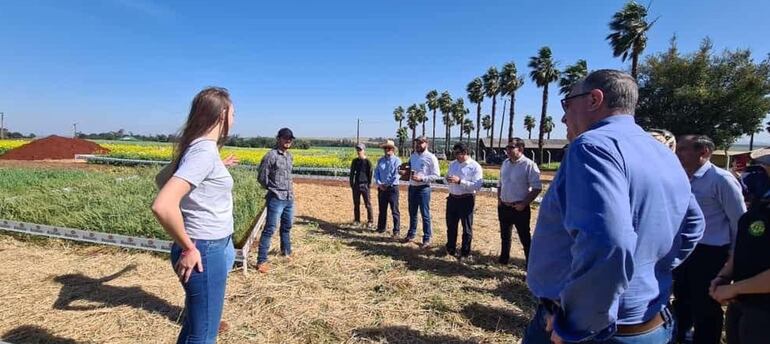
[172,87,232,168]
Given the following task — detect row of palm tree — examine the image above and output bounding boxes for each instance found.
[390,0,655,161]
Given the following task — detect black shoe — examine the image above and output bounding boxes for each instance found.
[497,257,510,265]
[401,237,415,244]
[376,228,386,233]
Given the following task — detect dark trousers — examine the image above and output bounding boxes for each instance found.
[445,195,475,256]
[352,184,373,223]
[498,204,531,265]
[726,301,770,344]
[377,186,400,234]
[673,243,730,344]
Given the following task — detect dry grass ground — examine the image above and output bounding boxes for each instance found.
[1,177,535,344]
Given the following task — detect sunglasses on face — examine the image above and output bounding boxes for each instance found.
[560,91,592,111]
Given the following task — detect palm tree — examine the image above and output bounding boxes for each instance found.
[606,1,657,79]
[462,118,474,145]
[524,115,536,139]
[559,59,588,95]
[438,91,454,153]
[500,62,524,144]
[406,104,419,144]
[426,90,439,148]
[482,115,492,138]
[396,127,408,157]
[482,67,501,148]
[452,98,467,144]
[417,103,428,137]
[393,106,405,130]
[466,78,485,159]
[543,116,554,140]
[529,46,560,163]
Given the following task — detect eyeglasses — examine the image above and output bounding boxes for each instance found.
[560,91,592,111]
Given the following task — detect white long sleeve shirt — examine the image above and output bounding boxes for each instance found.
[446,158,483,195]
[408,150,441,187]
[498,156,542,203]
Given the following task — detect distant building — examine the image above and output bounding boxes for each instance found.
[477,138,569,164]
[119,136,138,141]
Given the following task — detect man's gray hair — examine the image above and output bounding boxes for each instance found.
[580,69,638,115]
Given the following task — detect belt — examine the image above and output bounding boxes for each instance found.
[448,193,474,199]
[616,313,664,336]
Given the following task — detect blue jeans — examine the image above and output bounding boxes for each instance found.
[406,185,432,243]
[170,235,235,344]
[523,304,675,344]
[257,194,294,264]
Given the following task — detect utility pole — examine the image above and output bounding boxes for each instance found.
[73,123,78,138]
[0,112,4,140]
[356,117,360,145]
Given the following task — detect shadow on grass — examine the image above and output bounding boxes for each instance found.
[462,278,537,315]
[52,264,183,323]
[2,325,81,344]
[352,325,479,344]
[460,302,531,337]
[298,216,512,280]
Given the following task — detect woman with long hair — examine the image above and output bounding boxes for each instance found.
[152,87,237,343]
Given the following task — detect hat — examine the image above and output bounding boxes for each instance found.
[355,143,366,150]
[751,148,770,165]
[414,136,428,143]
[379,139,396,149]
[277,128,295,139]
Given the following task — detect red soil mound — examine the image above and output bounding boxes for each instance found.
[0,135,109,160]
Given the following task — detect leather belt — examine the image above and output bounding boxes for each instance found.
[616,313,664,336]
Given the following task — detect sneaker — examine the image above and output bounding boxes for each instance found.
[401,237,415,244]
[445,248,456,257]
[419,241,432,249]
[218,321,231,334]
[390,232,399,239]
[257,263,270,274]
[366,222,375,230]
[458,255,473,264]
[352,221,361,227]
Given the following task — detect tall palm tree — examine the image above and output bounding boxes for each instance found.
[482,115,492,138]
[559,59,588,95]
[417,103,428,137]
[466,78,485,159]
[396,127,408,157]
[426,90,439,148]
[406,104,419,144]
[438,91,454,154]
[451,98,467,144]
[543,116,554,140]
[462,118,474,145]
[482,67,501,148]
[524,115,536,140]
[529,47,560,163]
[606,1,657,79]
[500,62,524,144]
[393,106,405,131]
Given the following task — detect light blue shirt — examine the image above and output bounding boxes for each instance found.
[528,115,705,342]
[374,154,401,187]
[689,161,746,247]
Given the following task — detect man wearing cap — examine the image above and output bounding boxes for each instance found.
[349,143,374,228]
[710,148,770,344]
[444,142,483,260]
[673,134,747,344]
[401,136,441,248]
[256,128,296,274]
[374,139,402,237]
[497,137,542,266]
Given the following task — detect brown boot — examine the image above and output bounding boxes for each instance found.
[218,320,230,334]
[257,263,270,274]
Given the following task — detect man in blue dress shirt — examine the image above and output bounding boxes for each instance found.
[523,69,705,344]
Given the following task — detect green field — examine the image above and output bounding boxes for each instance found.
[0,166,265,246]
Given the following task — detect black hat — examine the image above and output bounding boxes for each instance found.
[277,128,295,139]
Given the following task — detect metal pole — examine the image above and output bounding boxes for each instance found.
[356,118,360,145]
[0,112,4,140]
[73,123,78,138]
[498,99,507,148]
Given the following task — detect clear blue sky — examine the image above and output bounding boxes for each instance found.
[2,0,769,144]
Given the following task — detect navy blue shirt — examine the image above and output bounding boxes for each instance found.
[528,115,705,341]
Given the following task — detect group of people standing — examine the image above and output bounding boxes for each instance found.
[349,135,542,265]
[149,68,770,344]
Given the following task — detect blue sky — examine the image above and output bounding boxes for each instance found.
[2,0,769,144]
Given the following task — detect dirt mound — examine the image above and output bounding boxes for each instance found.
[0,135,109,160]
